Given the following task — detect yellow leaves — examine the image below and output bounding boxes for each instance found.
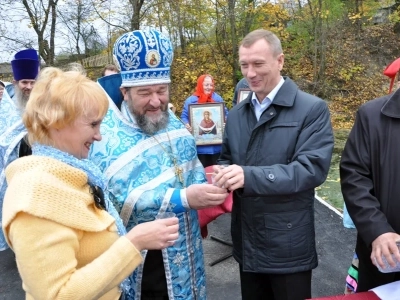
[348,13,362,20]
[338,65,364,83]
[320,10,330,19]
[170,44,234,114]
[87,70,95,79]
[255,2,290,34]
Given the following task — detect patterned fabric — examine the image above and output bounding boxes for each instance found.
[345,253,359,294]
[0,89,25,251]
[113,29,173,87]
[89,90,207,300]
[0,89,20,136]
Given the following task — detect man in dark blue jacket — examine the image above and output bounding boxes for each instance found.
[213,29,334,300]
[232,77,249,106]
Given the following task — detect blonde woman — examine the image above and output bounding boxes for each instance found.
[2,67,179,300]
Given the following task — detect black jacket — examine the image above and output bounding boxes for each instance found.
[219,77,334,274]
[341,89,400,266]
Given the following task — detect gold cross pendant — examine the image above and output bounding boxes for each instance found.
[175,166,184,186]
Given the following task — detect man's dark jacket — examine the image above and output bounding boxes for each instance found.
[341,88,400,273]
[219,77,334,274]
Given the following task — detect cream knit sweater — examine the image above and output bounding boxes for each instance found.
[2,156,142,300]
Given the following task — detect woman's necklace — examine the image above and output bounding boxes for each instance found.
[152,130,185,187]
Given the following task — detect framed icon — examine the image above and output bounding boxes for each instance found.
[189,103,225,146]
[238,88,251,103]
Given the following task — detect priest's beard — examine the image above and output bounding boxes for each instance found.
[127,95,169,136]
[14,86,30,110]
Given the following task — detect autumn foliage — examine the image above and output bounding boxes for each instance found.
[83,1,400,130]
[169,3,400,129]
[170,46,235,114]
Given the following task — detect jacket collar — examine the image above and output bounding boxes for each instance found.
[272,77,298,107]
[239,76,298,109]
[381,88,400,118]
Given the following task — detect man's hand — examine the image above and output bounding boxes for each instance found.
[371,232,400,269]
[212,164,244,191]
[186,184,229,209]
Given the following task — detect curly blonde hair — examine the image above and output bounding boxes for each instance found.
[24,67,109,145]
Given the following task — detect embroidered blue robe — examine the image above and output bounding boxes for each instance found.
[0,90,26,251]
[90,87,208,300]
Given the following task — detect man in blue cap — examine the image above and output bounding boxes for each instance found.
[90,29,228,300]
[0,48,40,251]
[8,48,40,108]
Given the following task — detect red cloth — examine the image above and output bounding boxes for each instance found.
[197,166,233,238]
[383,57,400,93]
[307,291,380,300]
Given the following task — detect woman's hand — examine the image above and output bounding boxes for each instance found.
[126,217,179,251]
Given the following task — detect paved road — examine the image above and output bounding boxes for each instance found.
[0,248,22,299]
[203,198,357,299]
[0,198,356,299]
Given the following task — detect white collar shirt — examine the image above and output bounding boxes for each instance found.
[251,77,285,121]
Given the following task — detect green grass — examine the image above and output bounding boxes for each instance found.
[316,129,350,212]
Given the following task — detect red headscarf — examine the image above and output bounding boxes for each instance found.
[193,74,215,103]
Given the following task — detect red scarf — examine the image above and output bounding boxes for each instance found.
[193,74,215,103]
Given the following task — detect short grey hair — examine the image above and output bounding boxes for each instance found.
[240,29,283,56]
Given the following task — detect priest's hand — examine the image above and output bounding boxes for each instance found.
[186,184,229,209]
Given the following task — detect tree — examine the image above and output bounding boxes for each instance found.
[228,0,239,84]
[129,0,145,30]
[214,0,249,85]
[242,0,255,36]
[282,0,346,95]
[21,0,59,65]
[57,0,104,60]
[0,0,59,65]
[91,0,152,32]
